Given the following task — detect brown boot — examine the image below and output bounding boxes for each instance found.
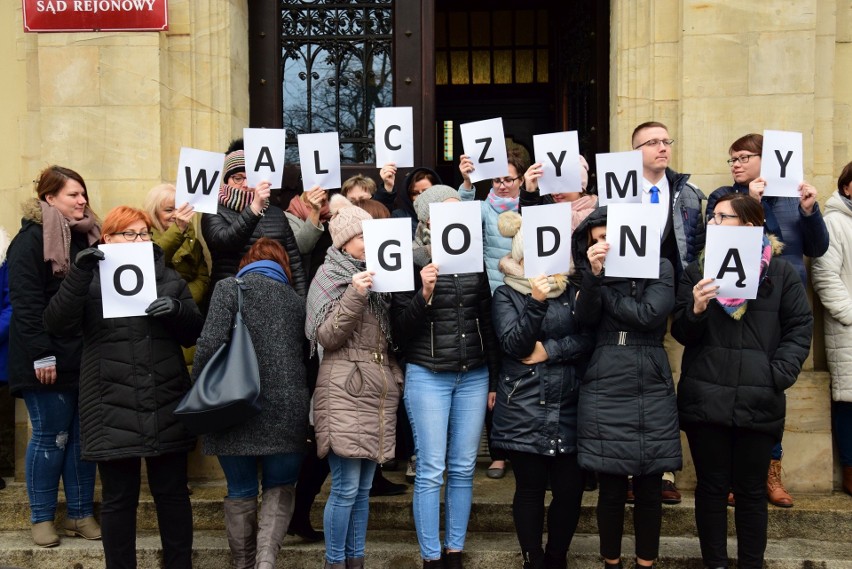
[767,459,793,508]
[843,466,852,496]
[255,485,295,569]
[223,496,257,569]
[346,558,365,569]
[63,516,101,540]
[31,521,59,548]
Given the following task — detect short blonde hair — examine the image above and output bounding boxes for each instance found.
[341,175,377,199]
[143,183,176,233]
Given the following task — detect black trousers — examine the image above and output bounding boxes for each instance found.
[485,406,507,462]
[686,424,775,569]
[98,452,192,569]
[597,472,663,561]
[505,450,584,558]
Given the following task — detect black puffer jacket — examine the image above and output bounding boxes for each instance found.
[672,240,812,440]
[202,203,307,297]
[6,201,97,395]
[572,207,682,476]
[43,247,203,462]
[490,284,595,456]
[392,260,499,389]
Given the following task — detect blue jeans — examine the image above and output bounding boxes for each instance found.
[771,442,783,461]
[217,453,304,499]
[404,363,488,561]
[834,401,852,466]
[22,389,96,523]
[324,451,377,564]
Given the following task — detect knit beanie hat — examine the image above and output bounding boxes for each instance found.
[329,193,373,249]
[223,150,245,184]
[413,184,461,222]
[498,210,524,263]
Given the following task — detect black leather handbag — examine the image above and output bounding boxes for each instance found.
[175,279,261,435]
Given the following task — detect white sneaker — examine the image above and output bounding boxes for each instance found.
[405,455,416,483]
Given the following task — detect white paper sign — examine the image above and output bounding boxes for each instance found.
[533,131,581,196]
[363,218,415,292]
[703,225,764,299]
[244,128,287,189]
[298,132,342,190]
[522,203,573,278]
[595,150,644,205]
[459,118,509,184]
[760,130,803,197]
[99,242,158,319]
[429,201,484,274]
[375,107,414,168]
[604,204,662,279]
[175,147,225,214]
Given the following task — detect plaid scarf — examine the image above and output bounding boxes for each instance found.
[218,183,256,212]
[305,246,393,356]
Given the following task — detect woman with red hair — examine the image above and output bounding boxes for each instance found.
[44,205,203,569]
[195,237,309,569]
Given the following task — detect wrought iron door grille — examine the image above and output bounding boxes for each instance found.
[281,0,394,165]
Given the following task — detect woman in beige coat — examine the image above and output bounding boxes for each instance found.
[811,161,852,496]
[305,200,402,569]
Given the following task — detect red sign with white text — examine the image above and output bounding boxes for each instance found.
[23,0,168,32]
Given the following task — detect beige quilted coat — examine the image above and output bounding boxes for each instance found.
[313,285,402,462]
[812,191,852,402]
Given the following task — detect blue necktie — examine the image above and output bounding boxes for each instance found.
[650,185,660,204]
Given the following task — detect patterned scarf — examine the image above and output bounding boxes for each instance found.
[700,235,773,320]
[39,201,101,277]
[486,189,519,214]
[218,183,256,212]
[305,246,393,356]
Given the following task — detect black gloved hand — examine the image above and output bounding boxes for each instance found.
[145,297,181,318]
[74,247,105,272]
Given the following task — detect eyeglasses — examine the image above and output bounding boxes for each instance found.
[726,154,759,166]
[229,174,247,184]
[633,138,675,150]
[492,176,521,187]
[710,212,739,225]
[112,231,152,242]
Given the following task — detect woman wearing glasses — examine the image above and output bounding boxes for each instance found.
[6,166,101,547]
[44,205,203,569]
[673,193,812,569]
[705,133,828,507]
[202,141,307,298]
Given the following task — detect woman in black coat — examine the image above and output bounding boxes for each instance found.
[6,165,101,547]
[44,206,203,569]
[490,211,594,569]
[573,206,681,569]
[672,193,812,569]
[201,147,307,298]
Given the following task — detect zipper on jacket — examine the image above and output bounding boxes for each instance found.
[430,321,435,358]
[476,318,484,352]
[375,334,389,464]
[507,377,521,403]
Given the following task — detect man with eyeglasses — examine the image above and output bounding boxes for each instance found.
[705,133,828,509]
[630,121,707,507]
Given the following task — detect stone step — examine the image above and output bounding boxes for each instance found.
[1,466,851,543]
[0,529,850,569]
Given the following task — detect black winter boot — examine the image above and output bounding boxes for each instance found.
[543,549,567,569]
[444,550,463,569]
[422,559,443,568]
[523,547,545,569]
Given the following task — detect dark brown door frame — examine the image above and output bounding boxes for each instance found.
[393,1,435,170]
[248,3,282,129]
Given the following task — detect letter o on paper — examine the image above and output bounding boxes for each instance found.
[442,223,471,255]
[113,265,144,297]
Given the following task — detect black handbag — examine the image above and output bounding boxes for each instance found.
[174,279,261,435]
